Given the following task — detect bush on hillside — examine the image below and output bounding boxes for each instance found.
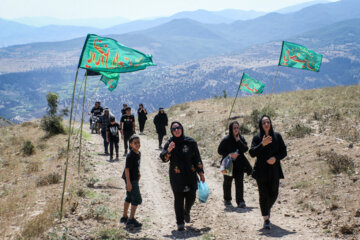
[317,151,355,175]
[22,140,35,156]
[239,123,251,135]
[250,106,277,129]
[287,123,312,138]
[40,92,66,137]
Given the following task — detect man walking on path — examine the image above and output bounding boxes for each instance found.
[137,103,147,135]
[153,107,168,149]
[98,108,112,155]
[121,107,136,156]
[106,116,120,161]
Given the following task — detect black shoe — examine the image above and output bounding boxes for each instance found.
[224,200,232,206]
[263,220,271,230]
[184,212,190,223]
[123,152,127,157]
[109,157,113,162]
[158,146,162,150]
[126,218,142,228]
[104,152,109,155]
[177,224,185,231]
[237,201,246,208]
[120,216,128,223]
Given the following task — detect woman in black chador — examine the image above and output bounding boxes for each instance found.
[137,104,147,135]
[249,115,287,230]
[153,107,168,149]
[218,121,252,208]
[160,122,205,231]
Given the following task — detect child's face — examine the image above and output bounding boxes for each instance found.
[110,121,115,125]
[130,139,141,151]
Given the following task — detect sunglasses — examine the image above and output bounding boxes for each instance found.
[171,126,182,131]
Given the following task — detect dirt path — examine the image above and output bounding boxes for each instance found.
[55,131,334,239]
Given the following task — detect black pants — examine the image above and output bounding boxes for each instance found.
[123,131,133,153]
[173,190,196,225]
[139,119,146,132]
[109,137,119,158]
[223,172,244,204]
[101,130,109,153]
[158,133,165,147]
[256,178,279,216]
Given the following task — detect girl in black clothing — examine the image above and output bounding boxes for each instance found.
[160,122,205,231]
[249,115,287,230]
[218,121,253,208]
[153,108,168,149]
[137,104,147,135]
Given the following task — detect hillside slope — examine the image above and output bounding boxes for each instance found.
[1,85,359,239]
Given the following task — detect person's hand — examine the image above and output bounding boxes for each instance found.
[267,157,276,165]
[168,141,175,152]
[126,182,132,192]
[235,135,240,141]
[138,174,141,181]
[262,135,272,146]
[106,138,109,143]
[229,152,240,159]
[199,173,205,182]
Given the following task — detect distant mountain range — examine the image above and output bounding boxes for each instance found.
[0,0,358,70]
[1,16,359,121]
[0,0,339,47]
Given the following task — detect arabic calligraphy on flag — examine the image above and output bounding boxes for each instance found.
[279,41,322,72]
[100,72,120,92]
[78,34,155,91]
[240,73,266,94]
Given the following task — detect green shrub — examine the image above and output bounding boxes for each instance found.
[287,124,312,138]
[250,106,277,129]
[239,123,251,135]
[41,116,65,137]
[41,92,66,137]
[22,140,35,156]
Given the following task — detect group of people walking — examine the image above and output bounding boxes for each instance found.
[89,102,169,161]
[90,102,287,232]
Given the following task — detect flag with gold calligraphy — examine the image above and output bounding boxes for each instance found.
[279,41,322,72]
[240,73,265,94]
[79,34,155,91]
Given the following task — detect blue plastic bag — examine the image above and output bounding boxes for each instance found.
[198,181,209,203]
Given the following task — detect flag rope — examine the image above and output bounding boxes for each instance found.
[60,68,79,222]
[78,71,88,174]
[226,76,244,133]
[71,75,85,134]
[269,65,280,105]
[71,78,101,150]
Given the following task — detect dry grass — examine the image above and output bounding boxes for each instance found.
[145,84,360,239]
[0,120,86,238]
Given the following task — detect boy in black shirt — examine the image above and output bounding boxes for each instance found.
[120,135,142,228]
[106,116,120,161]
[120,107,136,156]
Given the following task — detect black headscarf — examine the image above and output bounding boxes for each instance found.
[169,121,185,144]
[259,115,274,138]
[228,121,240,139]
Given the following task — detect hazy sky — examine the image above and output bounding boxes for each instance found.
[1,0,336,20]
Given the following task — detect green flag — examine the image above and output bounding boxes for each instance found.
[100,72,119,92]
[78,34,155,73]
[240,73,266,94]
[279,41,322,72]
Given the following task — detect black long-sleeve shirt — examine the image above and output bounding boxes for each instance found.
[160,136,204,192]
[249,132,287,180]
[218,134,252,176]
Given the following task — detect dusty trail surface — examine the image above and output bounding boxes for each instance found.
[56,131,332,239]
